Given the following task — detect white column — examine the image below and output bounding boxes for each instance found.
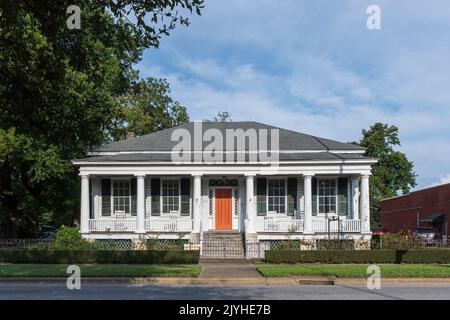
[245,174,255,234]
[303,174,313,233]
[351,176,360,220]
[192,175,202,233]
[135,175,145,233]
[80,174,90,234]
[360,174,371,233]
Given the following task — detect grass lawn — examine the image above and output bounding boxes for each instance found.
[256,264,450,278]
[0,264,201,278]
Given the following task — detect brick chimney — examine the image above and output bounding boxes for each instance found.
[126,131,135,140]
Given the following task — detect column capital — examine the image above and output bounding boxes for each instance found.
[303,173,315,178]
[244,173,256,178]
[133,173,146,177]
[79,174,90,179]
[361,174,371,179]
[191,174,203,178]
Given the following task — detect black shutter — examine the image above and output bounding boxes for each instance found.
[287,178,297,216]
[180,178,191,216]
[101,179,111,216]
[130,178,137,216]
[338,178,348,216]
[151,178,161,216]
[312,177,318,216]
[89,180,93,219]
[256,178,267,216]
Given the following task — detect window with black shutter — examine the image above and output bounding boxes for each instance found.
[151,178,161,216]
[101,179,111,216]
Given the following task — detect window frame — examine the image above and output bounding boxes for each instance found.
[316,177,338,216]
[111,177,132,216]
[160,178,181,215]
[266,178,287,215]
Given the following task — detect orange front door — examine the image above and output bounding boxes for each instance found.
[215,188,233,230]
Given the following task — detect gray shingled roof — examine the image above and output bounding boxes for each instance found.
[74,152,374,163]
[93,122,365,152]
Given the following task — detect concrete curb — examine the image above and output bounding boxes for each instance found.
[335,277,450,285]
[1,277,450,285]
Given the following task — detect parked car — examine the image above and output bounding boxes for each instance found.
[414,227,435,242]
[38,225,57,239]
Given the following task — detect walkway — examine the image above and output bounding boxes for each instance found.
[199,262,262,279]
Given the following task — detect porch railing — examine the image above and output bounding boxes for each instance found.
[255,219,304,232]
[145,218,193,232]
[254,218,361,233]
[88,219,137,232]
[312,218,361,233]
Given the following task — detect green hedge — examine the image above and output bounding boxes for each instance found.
[265,250,450,264]
[0,250,200,264]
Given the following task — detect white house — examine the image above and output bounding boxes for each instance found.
[72,122,376,253]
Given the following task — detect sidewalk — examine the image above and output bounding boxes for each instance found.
[199,262,262,278]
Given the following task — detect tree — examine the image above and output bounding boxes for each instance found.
[355,123,417,227]
[0,1,203,237]
[206,111,232,122]
[111,78,189,141]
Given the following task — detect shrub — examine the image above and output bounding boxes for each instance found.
[374,232,426,250]
[265,249,450,264]
[51,226,97,250]
[0,249,200,264]
[316,239,354,250]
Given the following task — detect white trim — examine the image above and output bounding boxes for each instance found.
[314,177,350,217]
[266,177,288,215]
[74,159,377,166]
[110,177,134,218]
[160,177,182,216]
[78,164,374,177]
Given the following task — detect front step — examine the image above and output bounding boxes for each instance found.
[201,232,245,260]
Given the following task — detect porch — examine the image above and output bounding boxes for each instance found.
[80,173,370,238]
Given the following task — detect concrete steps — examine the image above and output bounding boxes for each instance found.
[201,231,245,260]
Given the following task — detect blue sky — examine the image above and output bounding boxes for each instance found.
[137,0,450,189]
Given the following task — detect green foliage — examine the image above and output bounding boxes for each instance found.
[51,226,93,250]
[0,1,202,236]
[265,250,450,264]
[354,123,417,227]
[111,78,190,141]
[257,264,450,278]
[51,226,95,250]
[0,264,202,277]
[0,249,200,264]
[316,240,355,250]
[375,232,426,250]
[209,111,232,122]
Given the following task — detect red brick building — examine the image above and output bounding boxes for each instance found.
[380,183,450,237]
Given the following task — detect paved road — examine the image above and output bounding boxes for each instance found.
[0,282,450,300]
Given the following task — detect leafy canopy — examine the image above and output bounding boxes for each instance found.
[112,78,189,141]
[356,123,417,227]
[0,0,202,236]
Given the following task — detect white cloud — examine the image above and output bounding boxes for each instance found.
[137,0,450,187]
